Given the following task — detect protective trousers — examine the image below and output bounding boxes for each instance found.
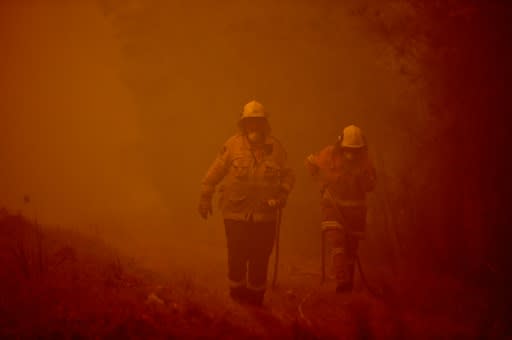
[321,205,365,290]
[323,223,359,289]
[224,218,276,305]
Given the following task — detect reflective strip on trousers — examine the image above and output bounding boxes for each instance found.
[229,279,246,289]
[332,247,344,256]
[247,282,266,292]
[334,200,366,207]
[321,220,343,231]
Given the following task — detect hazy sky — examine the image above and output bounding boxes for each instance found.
[0,0,424,265]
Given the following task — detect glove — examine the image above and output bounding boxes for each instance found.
[267,194,287,208]
[267,188,290,208]
[267,199,281,208]
[198,198,213,219]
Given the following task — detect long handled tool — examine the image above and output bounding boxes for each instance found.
[272,207,283,288]
[321,230,326,284]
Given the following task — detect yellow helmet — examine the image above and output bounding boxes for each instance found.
[240,100,268,120]
[340,125,366,148]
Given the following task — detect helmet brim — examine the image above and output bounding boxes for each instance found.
[341,143,366,149]
[238,116,267,125]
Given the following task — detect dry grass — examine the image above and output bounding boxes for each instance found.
[0,213,262,338]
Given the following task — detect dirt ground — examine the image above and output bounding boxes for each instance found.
[0,212,495,339]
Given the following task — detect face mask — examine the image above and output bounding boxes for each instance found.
[248,131,265,144]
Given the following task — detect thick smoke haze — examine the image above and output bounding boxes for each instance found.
[0,1,168,228]
[2,1,511,336]
[0,0,436,276]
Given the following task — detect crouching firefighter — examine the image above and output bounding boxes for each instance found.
[305,125,376,293]
[198,100,295,306]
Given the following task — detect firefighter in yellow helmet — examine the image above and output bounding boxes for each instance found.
[305,125,376,293]
[199,100,295,305]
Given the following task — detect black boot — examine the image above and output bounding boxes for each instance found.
[336,281,353,293]
[230,286,249,303]
[245,289,264,306]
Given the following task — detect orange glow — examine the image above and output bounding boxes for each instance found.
[0,0,509,337]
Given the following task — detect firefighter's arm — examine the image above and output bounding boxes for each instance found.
[305,151,321,176]
[199,144,230,219]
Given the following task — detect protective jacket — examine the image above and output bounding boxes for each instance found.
[307,145,375,200]
[306,144,376,235]
[201,133,294,222]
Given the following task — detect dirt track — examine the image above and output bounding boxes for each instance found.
[116,222,481,339]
